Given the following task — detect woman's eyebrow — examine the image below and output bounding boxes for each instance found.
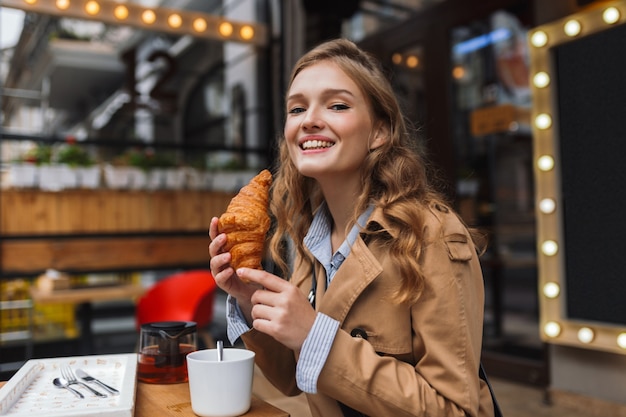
[286,88,356,103]
[321,88,355,98]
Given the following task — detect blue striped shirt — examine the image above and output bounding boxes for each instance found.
[226,203,374,393]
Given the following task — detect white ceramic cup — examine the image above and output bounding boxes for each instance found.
[187,348,256,417]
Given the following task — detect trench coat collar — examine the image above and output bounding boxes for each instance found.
[315,236,382,323]
[313,207,392,324]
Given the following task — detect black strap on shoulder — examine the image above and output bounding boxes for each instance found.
[479,362,504,417]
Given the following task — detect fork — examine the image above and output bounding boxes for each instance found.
[61,365,107,398]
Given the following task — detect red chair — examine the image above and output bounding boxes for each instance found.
[135,270,217,348]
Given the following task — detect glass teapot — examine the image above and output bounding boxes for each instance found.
[137,321,197,383]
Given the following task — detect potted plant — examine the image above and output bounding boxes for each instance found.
[125,148,151,189]
[104,148,184,190]
[56,142,93,168]
[184,157,210,190]
[142,149,166,190]
[210,157,257,192]
[55,138,100,188]
[153,153,185,190]
[9,144,52,188]
[104,148,150,189]
[22,144,53,165]
[136,150,183,190]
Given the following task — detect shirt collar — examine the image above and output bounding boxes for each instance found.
[304,202,375,261]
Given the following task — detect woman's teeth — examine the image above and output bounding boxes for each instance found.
[301,140,334,150]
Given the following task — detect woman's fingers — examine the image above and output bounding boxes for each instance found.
[208,217,233,281]
[208,217,220,241]
[208,218,226,258]
[241,268,316,351]
[238,268,287,291]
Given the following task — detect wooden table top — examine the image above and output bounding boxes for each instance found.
[29,284,145,304]
[0,380,289,417]
[136,381,289,417]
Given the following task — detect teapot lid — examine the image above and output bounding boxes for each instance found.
[141,321,196,337]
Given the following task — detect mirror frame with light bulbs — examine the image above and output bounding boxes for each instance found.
[529,0,626,355]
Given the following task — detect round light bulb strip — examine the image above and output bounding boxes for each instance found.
[8,0,267,46]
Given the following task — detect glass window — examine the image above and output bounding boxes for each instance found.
[449,10,541,360]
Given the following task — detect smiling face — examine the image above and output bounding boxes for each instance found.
[284,60,386,187]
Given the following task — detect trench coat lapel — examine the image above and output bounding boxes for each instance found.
[317,237,383,324]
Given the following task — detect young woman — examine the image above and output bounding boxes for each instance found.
[209,38,496,417]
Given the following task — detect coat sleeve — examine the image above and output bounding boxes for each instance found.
[315,208,490,417]
[241,328,303,397]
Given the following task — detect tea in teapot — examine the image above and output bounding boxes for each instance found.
[137,321,197,383]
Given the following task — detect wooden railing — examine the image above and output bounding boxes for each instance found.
[0,189,234,276]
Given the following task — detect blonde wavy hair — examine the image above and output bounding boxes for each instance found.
[268,38,477,304]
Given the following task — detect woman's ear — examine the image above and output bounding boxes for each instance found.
[370,123,389,150]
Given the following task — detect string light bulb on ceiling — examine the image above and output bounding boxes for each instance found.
[1,0,268,46]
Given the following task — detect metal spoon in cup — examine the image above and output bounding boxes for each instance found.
[217,340,224,362]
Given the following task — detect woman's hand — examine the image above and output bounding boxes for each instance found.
[208,217,258,321]
[239,267,317,352]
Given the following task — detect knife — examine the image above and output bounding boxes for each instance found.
[76,369,120,395]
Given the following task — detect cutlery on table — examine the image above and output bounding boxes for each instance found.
[61,365,107,398]
[53,377,84,399]
[76,368,120,395]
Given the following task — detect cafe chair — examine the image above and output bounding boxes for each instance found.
[135,269,217,349]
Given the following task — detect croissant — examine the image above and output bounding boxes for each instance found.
[217,169,272,275]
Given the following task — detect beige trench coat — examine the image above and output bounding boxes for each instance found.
[242,203,496,417]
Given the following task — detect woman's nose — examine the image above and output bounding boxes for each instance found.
[302,107,324,130]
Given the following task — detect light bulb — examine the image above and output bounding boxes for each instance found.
[535,113,552,130]
[56,0,70,10]
[193,18,207,32]
[85,1,100,15]
[406,56,419,68]
[114,5,128,20]
[533,72,550,88]
[539,198,556,214]
[603,7,620,24]
[531,31,548,47]
[578,327,594,343]
[452,66,465,80]
[537,155,554,172]
[541,240,558,256]
[543,282,560,298]
[564,20,581,37]
[168,13,182,28]
[544,321,561,337]
[219,22,233,37]
[142,10,156,25]
[240,25,254,40]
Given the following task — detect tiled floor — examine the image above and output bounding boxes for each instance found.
[488,378,590,417]
[252,369,596,417]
